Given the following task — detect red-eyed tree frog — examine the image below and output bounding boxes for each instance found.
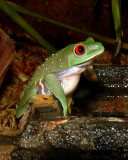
[16,37,104,118]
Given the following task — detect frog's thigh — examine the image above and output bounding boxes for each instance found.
[44,73,68,116]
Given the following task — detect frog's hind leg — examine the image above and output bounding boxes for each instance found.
[31,79,54,114]
[44,73,68,117]
[33,79,54,105]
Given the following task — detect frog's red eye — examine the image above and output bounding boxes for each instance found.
[75,44,85,55]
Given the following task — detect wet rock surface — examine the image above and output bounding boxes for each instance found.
[11,117,128,160]
[94,65,128,89]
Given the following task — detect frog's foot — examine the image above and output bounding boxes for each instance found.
[31,94,54,115]
[32,94,54,105]
[67,96,74,115]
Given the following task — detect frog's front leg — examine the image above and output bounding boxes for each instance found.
[44,73,68,117]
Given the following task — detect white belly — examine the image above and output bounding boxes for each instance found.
[61,74,81,96]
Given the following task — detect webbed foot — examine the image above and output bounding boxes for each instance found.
[32,94,54,105]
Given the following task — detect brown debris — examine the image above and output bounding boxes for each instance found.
[0,28,16,86]
[0,145,14,160]
[0,34,50,133]
[0,108,30,136]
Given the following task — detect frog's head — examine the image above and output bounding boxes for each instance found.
[67,37,104,67]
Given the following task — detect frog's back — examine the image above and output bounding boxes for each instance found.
[31,47,70,82]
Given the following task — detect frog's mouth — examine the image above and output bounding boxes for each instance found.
[76,59,93,68]
[76,50,103,68]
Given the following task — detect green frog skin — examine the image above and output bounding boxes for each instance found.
[16,37,104,118]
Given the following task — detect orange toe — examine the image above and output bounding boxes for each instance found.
[32,94,54,105]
